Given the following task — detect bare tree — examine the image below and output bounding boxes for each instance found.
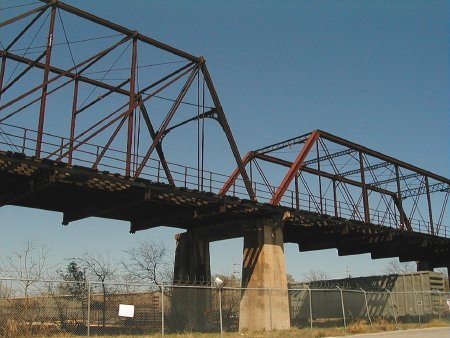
[384,260,413,275]
[302,269,330,282]
[0,240,52,297]
[75,252,117,328]
[122,239,172,286]
[0,240,53,333]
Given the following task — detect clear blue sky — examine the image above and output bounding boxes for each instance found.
[0,0,448,280]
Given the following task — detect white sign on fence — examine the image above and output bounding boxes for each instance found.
[118,304,135,318]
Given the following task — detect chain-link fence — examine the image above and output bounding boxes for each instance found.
[0,277,449,336]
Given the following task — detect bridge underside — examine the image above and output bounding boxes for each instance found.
[1,150,449,332]
[1,150,449,270]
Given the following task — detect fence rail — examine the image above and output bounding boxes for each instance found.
[0,277,449,336]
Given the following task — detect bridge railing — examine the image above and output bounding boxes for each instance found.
[0,122,448,238]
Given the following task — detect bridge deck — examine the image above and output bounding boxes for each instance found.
[1,150,449,268]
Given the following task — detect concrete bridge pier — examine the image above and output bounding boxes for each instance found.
[416,261,434,272]
[171,230,211,332]
[173,231,211,283]
[239,216,291,331]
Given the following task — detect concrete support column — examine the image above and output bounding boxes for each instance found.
[171,230,211,332]
[173,231,211,283]
[239,217,290,331]
[416,261,434,272]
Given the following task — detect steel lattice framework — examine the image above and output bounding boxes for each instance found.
[1,1,448,243]
[220,130,450,237]
[0,0,255,199]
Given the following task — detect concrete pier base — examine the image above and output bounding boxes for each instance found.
[171,231,211,332]
[239,218,290,331]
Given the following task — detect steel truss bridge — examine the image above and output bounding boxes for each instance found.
[0,1,449,271]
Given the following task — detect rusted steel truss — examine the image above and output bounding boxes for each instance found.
[220,130,449,237]
[0,1,255,199]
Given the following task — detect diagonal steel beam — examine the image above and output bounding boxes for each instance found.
[256,153,396,197]
[0,36,132,113]
[0,4,50,28]
[1,51,130,96]
[218,151,254,197]
[134,65,200,178]
[0,51,47,95]
[139,100,174,185]
[4,5,49,51]
[270,130,320,205]
[53,63,197,161]
[75,79,130,115]
[201,63,255,200]
[163,108,217,136]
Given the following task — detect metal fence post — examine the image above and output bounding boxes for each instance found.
[414,289,421,327]
[219,287,223,337]
[269,288,273,331]
[87,279,91,337]
[360,287,373,328]
[436,290,441,319]
[161,285,165,337]
[306,285,313,332]
[386,289,400,330]
[336,285,346,332]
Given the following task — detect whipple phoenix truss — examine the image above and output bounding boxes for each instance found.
[1,1,449,244]
[220,130,450,238]
[0,0,254,198]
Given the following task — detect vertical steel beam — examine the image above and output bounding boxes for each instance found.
[395,165,405,229]
[270,131,320,205]
[333,179,338,217]
[295,174,300,210]
[36,5,57,158]
[425,176,434,235]
[68,78,79,165]
[126,36,138,176]
[317,141,323,213]
[359,151,370,223]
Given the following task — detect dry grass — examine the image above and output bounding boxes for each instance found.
[3,318,449,337]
